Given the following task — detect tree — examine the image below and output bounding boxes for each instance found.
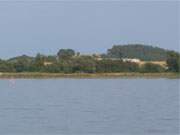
[8,55,34,72]
[106,44,168,61]
[57,49,75,60]
[44,55,57,63]
[96,59,139,73]
[140,63,165,73]
[33,53,45,71]
[14,61,26,72]
[166,51,180,72]
[0,59,15,72]
[72,56,96,73]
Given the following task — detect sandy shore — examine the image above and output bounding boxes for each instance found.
[0,72,179,79]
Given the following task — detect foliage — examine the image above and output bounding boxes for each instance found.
[0,59,15,72]
[0,45,179,73]
[96,60,139,73]
[8,55,34,63]
[166,51,180,72]
[72,56,96,73]
[57,49,75,60]
[140,63,165,73]
[106,44,168,61]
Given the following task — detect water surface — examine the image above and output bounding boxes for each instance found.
[0,78,179,135]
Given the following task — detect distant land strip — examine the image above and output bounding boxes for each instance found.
[0,44,179,75]
[0,72,179,79]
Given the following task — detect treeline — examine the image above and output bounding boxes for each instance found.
[105,44,168,61]
[0,46,179,73]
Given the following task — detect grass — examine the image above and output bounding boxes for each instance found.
[0,72,179,79]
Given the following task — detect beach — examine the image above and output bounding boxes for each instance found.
[0,72,179,79]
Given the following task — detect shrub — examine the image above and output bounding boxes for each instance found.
[140,63,165,73]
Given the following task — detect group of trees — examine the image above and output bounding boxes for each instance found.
[0,46,179,73]
[105,44,168,61]
[166,51,180,72]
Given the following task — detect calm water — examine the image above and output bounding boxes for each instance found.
[0,78,179,135]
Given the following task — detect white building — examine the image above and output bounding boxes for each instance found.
[43,62,53,66]
[122,58,141,63]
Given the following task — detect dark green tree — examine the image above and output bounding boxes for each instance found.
[106,44,168,61]
[0,59,15,72]
[96,60,139,73]
[72,56,96,73]
[140,63,165,73]
[32,53,45,71]
[166,51,180,72]
[57,49,75,60]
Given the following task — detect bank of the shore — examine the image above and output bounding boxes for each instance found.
[0,72,179,79]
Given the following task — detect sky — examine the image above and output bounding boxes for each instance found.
[0,0,179,59]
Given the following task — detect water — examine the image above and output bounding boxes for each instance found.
[0,78,179,135]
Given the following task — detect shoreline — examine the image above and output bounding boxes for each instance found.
[0,72,179,79]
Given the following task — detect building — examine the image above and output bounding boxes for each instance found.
[93,54,103,61]
[122,58,141,63]
[44,62,53,66]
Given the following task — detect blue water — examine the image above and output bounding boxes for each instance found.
[0,78,179,135]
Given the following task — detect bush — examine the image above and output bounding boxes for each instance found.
[96,60,139,73]
[0,60,15,72]
[140,63,165,73]
[166,51,180,72]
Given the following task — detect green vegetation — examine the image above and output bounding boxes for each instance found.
[140,63,165,73]
[166,51,180,72]
[96,60,139,73]
[106,44,168,61]
[57,49,75,59]
[0,45,179,75]
[0,59,15,72]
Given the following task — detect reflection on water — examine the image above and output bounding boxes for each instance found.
[0,79,179,135]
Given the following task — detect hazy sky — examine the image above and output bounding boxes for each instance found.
[0,1,179,59]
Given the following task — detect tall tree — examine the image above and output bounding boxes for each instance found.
[34,53,44,68]
[57,49,75,60]
[166,51,180,72]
